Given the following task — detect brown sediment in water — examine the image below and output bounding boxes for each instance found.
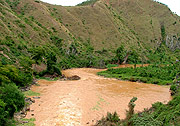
[26,65,171,126]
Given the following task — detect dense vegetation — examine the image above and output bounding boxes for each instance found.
[0,62,33,125]
[98,63,180,85]
[96,64,180,125]
[0,0,180,125]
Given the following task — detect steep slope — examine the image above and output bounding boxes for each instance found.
[0,0,180,125]
[0,0,180,69]
[110,0,180,50]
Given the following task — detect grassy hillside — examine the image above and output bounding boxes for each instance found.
[0,0,180,124]
[0,0,180,68]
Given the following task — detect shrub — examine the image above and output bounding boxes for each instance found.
[0,63,33,87]
[46,53,61,75]
[0,99,8,126]
[0,83,25,118]
[115,45,126,64]
[131,113,163,126]
[170,84,178,95]
[95,112,121,126]
[98,64,180,85]
[34,0,40,3]
[28,46,45,64]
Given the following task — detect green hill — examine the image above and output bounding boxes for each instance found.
[0,0,180,69]
[0,0,180,125]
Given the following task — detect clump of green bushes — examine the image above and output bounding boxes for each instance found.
[0,83,25,125]
[0,62,32,125]
[110,45,141,65]
[0,63,33,87]
[38,52,62,77]
[98,63,180,85]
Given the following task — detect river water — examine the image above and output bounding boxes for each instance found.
[26,65,171,126]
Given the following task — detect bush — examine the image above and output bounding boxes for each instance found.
[0,63,33,86]
[95,112,121,126]
[28,46,45,64]
[0,83,25,118]
[0,99,8,126]
[98,64,180,85]
[170,84,178,95]
[115,45,126,64]
[131,113,163,126]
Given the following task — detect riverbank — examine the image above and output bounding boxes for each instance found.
[25,67,171,126]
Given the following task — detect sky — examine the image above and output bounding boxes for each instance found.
[40,0,86,6]
[156,0,180,16]
[40,0,180,16]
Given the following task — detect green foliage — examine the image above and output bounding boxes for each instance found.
[96,89,180,126]
[110,46,140,64]
[106,64,118,69]
[95,112,121,126]
[0,99,8,126]
[161,24,166,41]
[131,88,180,125]
[127,51,139,64]
[18,56,35,71]
[34,0,40,3]
[50,36,63,48]
[23,90,40,97]
[1,36,15,46]
[126,97,137,126]
[130,113,163,126]
[143,42,178,64]
[46,52,61,75]
[28,46,45,64]
[38,52,62,76]
[5,0,20,9]
[98,63,180,85]
[0,83,25,118]
[170,84,179,95]
[0,63,33,86]
[115,45,126,64]
[58,41,107,69]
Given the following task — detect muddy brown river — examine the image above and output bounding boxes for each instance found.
[26,65,171,126]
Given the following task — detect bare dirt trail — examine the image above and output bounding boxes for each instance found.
[26,65,171,126]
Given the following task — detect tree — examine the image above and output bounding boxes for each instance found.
[46,53,61,76]
[29,46,45,64]
[116,45,126,64]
